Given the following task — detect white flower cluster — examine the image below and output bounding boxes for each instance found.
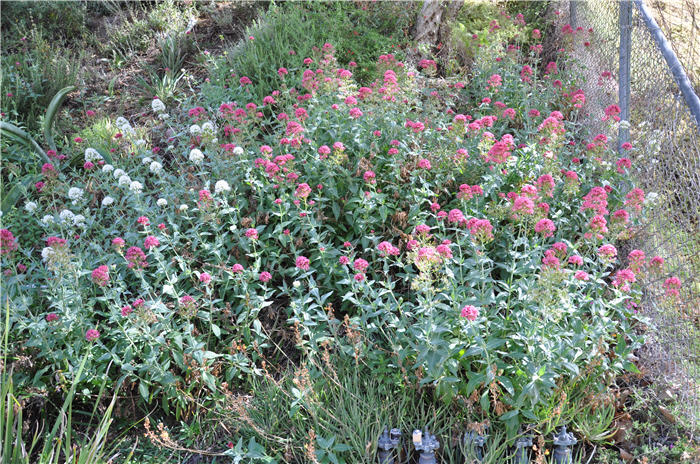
[84,148,103,164]
[150,161,163,174]
[68,187,84,204]
[59,209,75,223]
[189,149,205,165]
[112,167,143,193]
[116,116,136,137]
[214,180,231,194]
[48,209,87,228]
[644,192,660,206]
[233,146,244,156]
[190,121,218,144]
[41,247,54,262]
[25,201,38,213]
[151,98,169,120]
[201,121,216,134]
[118,174,132,187]
[142,156,163,174]
[129,181,143,194]
[151,98,166,113]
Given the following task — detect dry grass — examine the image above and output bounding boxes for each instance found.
[647,0,700,89]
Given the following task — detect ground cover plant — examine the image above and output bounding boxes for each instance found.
[1,1,696,462]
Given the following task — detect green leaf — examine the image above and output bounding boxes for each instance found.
[44,85,76,152]
[138,381,149,401]
[498,409,520,421]
[479,390,490,412]
[0,121,49,163]
[623,360,640,374]
[201,370,217,391]
[486,338,507,350]
[333,443,351,452]
[497,376,514,395]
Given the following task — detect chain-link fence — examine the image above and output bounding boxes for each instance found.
[647,0,700,90]
[555,0,700,432]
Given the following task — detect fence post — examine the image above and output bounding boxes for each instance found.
[570,0,577,28]
[618,0,632,153]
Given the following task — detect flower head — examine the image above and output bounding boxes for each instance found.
[91,265,110,287]
[534,218,556,238]
[377,241,400,256]
[663,276,681,298]
[214,180,231,194]
[295,255,310,271]
[295,183,312,199]
[0,229,18,255]
[144,235,160,249]
[125,246,148,269]
[597,244,617,261]
[353,258,369,273]
[460,305,479,321]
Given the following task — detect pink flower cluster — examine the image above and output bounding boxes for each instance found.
[377,241,400,256]
[466,218,494,242]
[0,229,18,255]
[460,305,479,321]
[296,255,310,271]
[663,276,681,298]
[457,184,483,200]
[485,134,514,164]
[91,265,110,287]
[126,246,148,269]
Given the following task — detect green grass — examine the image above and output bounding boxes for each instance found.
[213,1,414,102]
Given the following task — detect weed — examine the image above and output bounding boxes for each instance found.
[0,28,82,131]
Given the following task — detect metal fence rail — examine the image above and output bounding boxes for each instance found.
[559,0,700,433]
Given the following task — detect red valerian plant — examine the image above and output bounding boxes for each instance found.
[2,12,665,437]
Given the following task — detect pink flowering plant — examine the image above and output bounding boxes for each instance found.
[1,12,673,435]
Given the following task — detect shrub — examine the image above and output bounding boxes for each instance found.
[3,4,660,439]
[0,28,82,131]
[103,0,196,63]
[0,0,87,43]
[215,1,414,102]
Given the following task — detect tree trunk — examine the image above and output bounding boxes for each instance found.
[414,0,445,47]
[414,0,464,60]
[440,0,464,46]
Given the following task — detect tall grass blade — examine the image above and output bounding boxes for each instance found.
[43,86,76,152]
[0,122,49,163]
